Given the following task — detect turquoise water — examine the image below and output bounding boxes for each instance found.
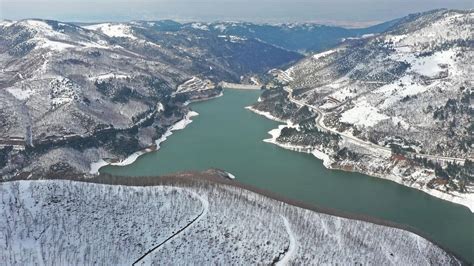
[102,89,474,262]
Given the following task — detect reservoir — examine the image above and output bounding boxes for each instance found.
[102,89,474,262]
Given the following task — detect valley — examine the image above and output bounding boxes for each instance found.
[0,18,303,178]
[101,89,473,262]
[0,8,473,264]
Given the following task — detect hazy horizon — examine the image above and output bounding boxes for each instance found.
[0,0,472,27]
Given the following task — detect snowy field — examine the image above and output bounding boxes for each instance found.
[0,178,461,265]
[84,23,137,39]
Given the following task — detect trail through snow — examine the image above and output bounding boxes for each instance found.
[134,189,209,265]
[276,215,297,265]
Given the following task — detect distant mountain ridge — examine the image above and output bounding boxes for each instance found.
[75,19,399,53]
[197,19,400,52]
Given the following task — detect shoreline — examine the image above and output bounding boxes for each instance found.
[89,110,199,174]
[184,90,224,104]
[90,90,225,175]
[247,106,474,213]
[244,106,287,123]
[6,171,468,263]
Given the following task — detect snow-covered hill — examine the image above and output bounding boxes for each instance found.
[84,23,138,39]
[0,177,462,264]
[0,19,301,178]
[286,10,472,158]
[251,9,473,208]
[0,17,396,179]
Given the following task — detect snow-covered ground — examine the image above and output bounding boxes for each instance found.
[217,35,248,43]
[190,23,209,31]
[0,179,461,264]
[35,38,75,51]
[0,180,203,265]
[6,87,37,101]
[84,23,137,39]
[245,106,287,123]
[312,49,337,60]
[285,10,472,159]
[88,73,130,82]
[176,77,214,94]
[276,215,297,265]
[259,117,334,168]
[340,101,389,127]
[225,171,236,179]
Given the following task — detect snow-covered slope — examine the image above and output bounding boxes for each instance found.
[0,178,462,265]
[0,180,202,265]
[251,9,473,208]
[0,18,300,178]
[84,23,137,39]
[287,10,472,158]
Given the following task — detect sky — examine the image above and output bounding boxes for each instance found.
[0,0,472,26]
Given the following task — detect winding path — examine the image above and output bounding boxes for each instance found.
[284,87,469,164]
[133,189,209,265]
[275,215,297,266]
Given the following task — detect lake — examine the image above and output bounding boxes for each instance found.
[102,89,474,262]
